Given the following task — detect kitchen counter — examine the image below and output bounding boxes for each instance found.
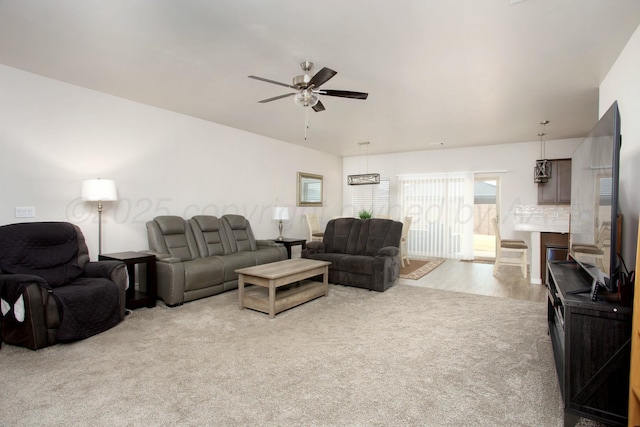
[513,223,569,233]
[513,204,571,285]
[514,223,569,284]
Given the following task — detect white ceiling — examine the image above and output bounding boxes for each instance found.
[1,0,639,156]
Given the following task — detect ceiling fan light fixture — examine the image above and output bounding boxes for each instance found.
[250,61,367,112]
[293,90,319,108]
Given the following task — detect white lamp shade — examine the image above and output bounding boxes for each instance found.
[82,179,118,201]
[273,206,290,221]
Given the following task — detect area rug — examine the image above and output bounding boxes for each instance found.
[400,257,445,279]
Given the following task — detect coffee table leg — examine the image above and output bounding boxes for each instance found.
[238,274,245,310]
[269,279,276,319]
[322,266,329,295]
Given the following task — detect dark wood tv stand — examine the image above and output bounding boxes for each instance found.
[547,260,632,426]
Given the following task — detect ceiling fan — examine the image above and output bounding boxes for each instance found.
[248,61,368,112]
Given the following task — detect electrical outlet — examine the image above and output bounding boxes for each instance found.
[15,206,36,218]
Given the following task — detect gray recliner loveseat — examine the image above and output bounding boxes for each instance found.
[302,218,402,292]
[146,214,287,306]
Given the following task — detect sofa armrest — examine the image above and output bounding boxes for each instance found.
[256,240,278,247]
[0,273,51,318]
[83,260,124,279]
[158,257,182,263]
[306,241,325,250]
[145,251,181,263]
[377,246,400,257]
[82,262,127,316]
[155,261,186,306]
[1,273,49,289]
[0,274,56,349]
[302,241,325,257]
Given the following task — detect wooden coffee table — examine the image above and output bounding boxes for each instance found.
[236,258,331,318]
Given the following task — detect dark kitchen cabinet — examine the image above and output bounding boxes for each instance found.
[538,159,572,205]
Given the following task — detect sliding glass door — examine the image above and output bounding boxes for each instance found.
[398,172,474,260]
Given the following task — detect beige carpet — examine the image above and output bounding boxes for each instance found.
[0,284,602,426]
[400,258,445,279]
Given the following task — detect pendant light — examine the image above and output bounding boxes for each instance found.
[534,120,551,183]
[347,141,380,185]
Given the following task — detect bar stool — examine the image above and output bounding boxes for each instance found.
[492,217,528,278]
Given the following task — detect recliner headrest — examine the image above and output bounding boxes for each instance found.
[0,221,83,287]
[191,215,221,232]
[223,214,247,230]
[154,216,186,235]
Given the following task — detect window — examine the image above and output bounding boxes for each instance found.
[350,178,390,217]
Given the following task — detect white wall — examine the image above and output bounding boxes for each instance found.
[343,138,582,250]
[5,26,637,265]
[600,23,640,266]
[0,65,343,258]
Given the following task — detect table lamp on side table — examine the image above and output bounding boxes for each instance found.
[273,206,290,241]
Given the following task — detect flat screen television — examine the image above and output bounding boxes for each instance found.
[569,100,622,294]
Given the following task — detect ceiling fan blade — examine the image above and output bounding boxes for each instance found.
[248,75,295,89]
[308,67,337,88]
[312,100,326,112]
[258,93,295,103]
[321,89,368,100]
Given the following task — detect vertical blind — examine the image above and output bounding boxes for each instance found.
[398,172,474,260]
[350,178,390,217]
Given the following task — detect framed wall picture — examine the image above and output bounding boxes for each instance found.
[297,172,323,207]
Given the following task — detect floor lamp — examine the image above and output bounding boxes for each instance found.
[82,178,118,255]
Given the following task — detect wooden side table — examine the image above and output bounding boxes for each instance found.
[99,251,157,309]
[273,238,306,259]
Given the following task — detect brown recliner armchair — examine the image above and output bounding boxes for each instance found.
[0,222,127,350]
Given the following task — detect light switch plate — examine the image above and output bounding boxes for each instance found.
[15,206,36,218]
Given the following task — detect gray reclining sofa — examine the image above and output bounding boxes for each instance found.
[302,217,402,292]
[146,214,287,306]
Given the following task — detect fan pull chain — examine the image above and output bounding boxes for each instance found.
[304,107,309,141]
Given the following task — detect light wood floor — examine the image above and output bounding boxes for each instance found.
[399,259,548,303]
